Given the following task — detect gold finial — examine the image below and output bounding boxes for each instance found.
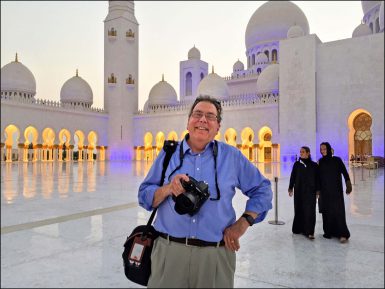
[212,66,214,74]
[162,74,164,81]
[15,53,18,62]
[76,69,78,77]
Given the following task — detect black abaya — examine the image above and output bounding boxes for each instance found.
[318,156,351,239]
[289,158,319,236]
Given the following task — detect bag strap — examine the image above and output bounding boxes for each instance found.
[145,140,178,228]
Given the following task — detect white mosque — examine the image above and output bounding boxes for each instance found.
[1,1,384,163]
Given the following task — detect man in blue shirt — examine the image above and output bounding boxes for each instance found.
[138,95,273,288]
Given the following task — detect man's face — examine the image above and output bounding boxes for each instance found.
[320,144,328,157]
[187,101,220,145]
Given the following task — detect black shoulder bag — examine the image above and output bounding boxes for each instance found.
[122,140,178,286]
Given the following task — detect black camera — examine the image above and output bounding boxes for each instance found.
[172,176,210,216]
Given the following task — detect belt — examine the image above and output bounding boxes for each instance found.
[159,233,225,247]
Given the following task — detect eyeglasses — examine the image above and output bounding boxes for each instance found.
[191,110,218,121]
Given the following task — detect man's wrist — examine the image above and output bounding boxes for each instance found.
[241,213,255,226]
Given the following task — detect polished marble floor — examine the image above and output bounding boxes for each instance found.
[1,161,384,288]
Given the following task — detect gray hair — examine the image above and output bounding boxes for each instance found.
[188,95,222,123]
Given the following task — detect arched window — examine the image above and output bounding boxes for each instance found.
[248,55,251,68]
[252,54,255,65]
[185,72,192,96]
[200,72,204,80]
[272,49,277,62]
[375,18,380,33]
[257,68,262,74]
[369,22,373,33]
[264,50,269,61]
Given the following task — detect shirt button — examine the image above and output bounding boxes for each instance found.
[197,168,200,171]
[192,219,196,223]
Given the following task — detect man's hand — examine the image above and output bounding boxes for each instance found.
[223,219,248,252]
[288,188,293,197]
[168,174,189,198]
[152,174,189,207]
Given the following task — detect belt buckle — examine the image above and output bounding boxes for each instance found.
[185,238,192,247]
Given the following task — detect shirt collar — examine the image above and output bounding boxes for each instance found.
[182,134,215,155]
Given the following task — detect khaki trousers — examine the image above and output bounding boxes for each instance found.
[147,236,236,288]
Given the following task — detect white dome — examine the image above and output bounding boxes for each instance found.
[361,1,381,15]
[352,23,372,37]
[197,71,229,100]
[287,24,305,38]
[255,53,268,64]
[1,55,36,96]
[245,1,309,50]
[148,77,178,106]
[380,1,384,31]
[233,59,244,71]
[60,72,93,104]
[188,46,201,60]
[256,64,279,95]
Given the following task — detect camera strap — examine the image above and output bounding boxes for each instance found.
[144,140,178,235]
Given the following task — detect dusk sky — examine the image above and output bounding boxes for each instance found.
[1,1,363,110]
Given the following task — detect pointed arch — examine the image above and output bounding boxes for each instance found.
[224,128,237,147]
[241,127,255,161]
[167,131,178,141]
[4,124,20,162]
[348,109,373,159]
[144,132,154,161]
[258,126,273,162]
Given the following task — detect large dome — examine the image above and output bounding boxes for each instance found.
[245,1,309,50]
[256,63,279,95]
[148,76,178,106]
[1,54,36,96]
[352,23,372,37]
[361,1,381,15]
[197,70,229,100]
[60,71,93,105]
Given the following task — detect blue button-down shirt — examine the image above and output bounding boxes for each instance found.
[138,140,272,242]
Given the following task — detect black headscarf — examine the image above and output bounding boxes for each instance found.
[320,142,333,158]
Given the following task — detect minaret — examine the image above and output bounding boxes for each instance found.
[104,1,138,160]
[180,45,208,104]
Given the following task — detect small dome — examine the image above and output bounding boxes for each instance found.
[1,54,36,96]
[197,70,229,100]
[352,23,372,37]
[188,46,201,60]
[256,64,279,95]
[60,71,93,105]
[380,2,384,31]
[361,1,381,15]
[148,76,178,106]
[245,1,309,50]
[287,24,305,38]
[233,59,244,72]
[255,53,268,64]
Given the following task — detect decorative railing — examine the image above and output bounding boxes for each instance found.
[1,95,105,113]
[136,94,279,115]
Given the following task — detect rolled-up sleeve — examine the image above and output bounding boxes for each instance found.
[138,151,166,211]
[237,151,273,224]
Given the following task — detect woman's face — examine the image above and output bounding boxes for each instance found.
[300,148,310,159]
[320,144,328,157]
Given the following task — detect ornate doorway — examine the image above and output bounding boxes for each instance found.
[353,113,372,156]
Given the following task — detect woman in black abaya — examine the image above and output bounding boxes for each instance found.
[318,142,352,243]
[288,146,320,240]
